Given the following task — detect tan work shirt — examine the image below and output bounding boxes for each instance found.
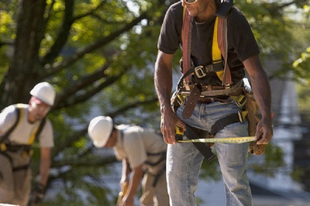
[113,124,166,170]
[0,104,54,147]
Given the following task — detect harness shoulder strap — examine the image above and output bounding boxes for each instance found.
[0,105,23,144]
[182,7,193,84]
[216,0,234,85]
[181,7,231,85]
[217,16,232,85]
[28,118,46,145]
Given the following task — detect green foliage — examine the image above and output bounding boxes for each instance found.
[200,158,222,181]
[248,144,285,177]
[291,165,306,182]
[1,0,310,204]
[293,47,310,83]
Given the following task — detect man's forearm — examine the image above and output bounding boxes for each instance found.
[243,55,272,120]
[125,167,144,200]
[250,71,272,119]
[154,55,173,112]
[39,147,51,186]
[39,158,51,185]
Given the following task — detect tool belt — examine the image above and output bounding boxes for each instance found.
[145,151,166,167]
[170,76,264,159]
[171,80,245,118]
[198,95,230,104]
[0,143,33,171]
[171,79,264,157]
[0,142,33,154]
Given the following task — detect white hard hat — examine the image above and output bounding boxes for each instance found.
[30,82,56,106]
[88,116,113,148]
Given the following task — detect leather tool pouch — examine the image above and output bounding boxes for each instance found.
[244,89,265,155]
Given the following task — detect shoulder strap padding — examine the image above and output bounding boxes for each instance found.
[27,118,46,145]
[217,16,232,85]
[0,105,23,143]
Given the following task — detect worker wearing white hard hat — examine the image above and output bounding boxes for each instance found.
[88,116,113,148]
[0,82,56,205]
[88,116,169,206]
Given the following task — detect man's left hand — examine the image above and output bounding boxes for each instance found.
[255,117,273,145]
[30,183,46,204]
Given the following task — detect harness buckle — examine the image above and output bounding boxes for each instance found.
[171,90,186,112]
[235,95,247,108]
[194,65,215,78]
[194,66,207,78]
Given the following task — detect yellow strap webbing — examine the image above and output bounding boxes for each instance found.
[15,104,40,145]
[15,104,24,127]
[27,124,40,145]
[212,17,224,81]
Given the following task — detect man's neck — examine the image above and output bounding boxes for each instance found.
[196,0,217,23]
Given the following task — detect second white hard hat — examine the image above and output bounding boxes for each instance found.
[88,116,113,148]
[30,82,56,106]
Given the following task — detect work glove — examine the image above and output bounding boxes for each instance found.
[30,183,45,204]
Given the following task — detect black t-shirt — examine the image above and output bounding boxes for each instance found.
[157,2,260,85]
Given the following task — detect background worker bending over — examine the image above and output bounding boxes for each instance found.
[88,116,169,206]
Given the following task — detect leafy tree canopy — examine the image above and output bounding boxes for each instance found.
[0,0,309,204]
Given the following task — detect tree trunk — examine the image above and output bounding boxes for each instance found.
[1,0,47,107]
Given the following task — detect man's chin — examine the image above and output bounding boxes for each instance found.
[35,116,44,121]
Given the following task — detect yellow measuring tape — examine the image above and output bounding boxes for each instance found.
[176,127,256,144]
[177,136,256,144]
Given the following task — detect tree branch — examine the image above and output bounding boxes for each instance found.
[54,66,127,109]
[40,0,75,66]
[43,11,149,78]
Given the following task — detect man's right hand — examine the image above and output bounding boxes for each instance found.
[160,105,186,144]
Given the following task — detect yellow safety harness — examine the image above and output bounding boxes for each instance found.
[0,104,46,153]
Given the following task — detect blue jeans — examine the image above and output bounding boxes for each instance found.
[166,101,252,206]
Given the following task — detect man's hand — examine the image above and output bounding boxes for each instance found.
[119,196,134,206]
[117,181,128,205]
[160,105,186,144]
[255,117,273,145]
[30,183,45,204]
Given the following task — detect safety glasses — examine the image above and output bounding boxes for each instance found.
[181,0,198,4]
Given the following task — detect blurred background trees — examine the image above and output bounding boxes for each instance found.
[0,0,309,205]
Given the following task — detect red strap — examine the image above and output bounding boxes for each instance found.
[217,17,232,85]
[182,8,232,86]
[182,9,193,83]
